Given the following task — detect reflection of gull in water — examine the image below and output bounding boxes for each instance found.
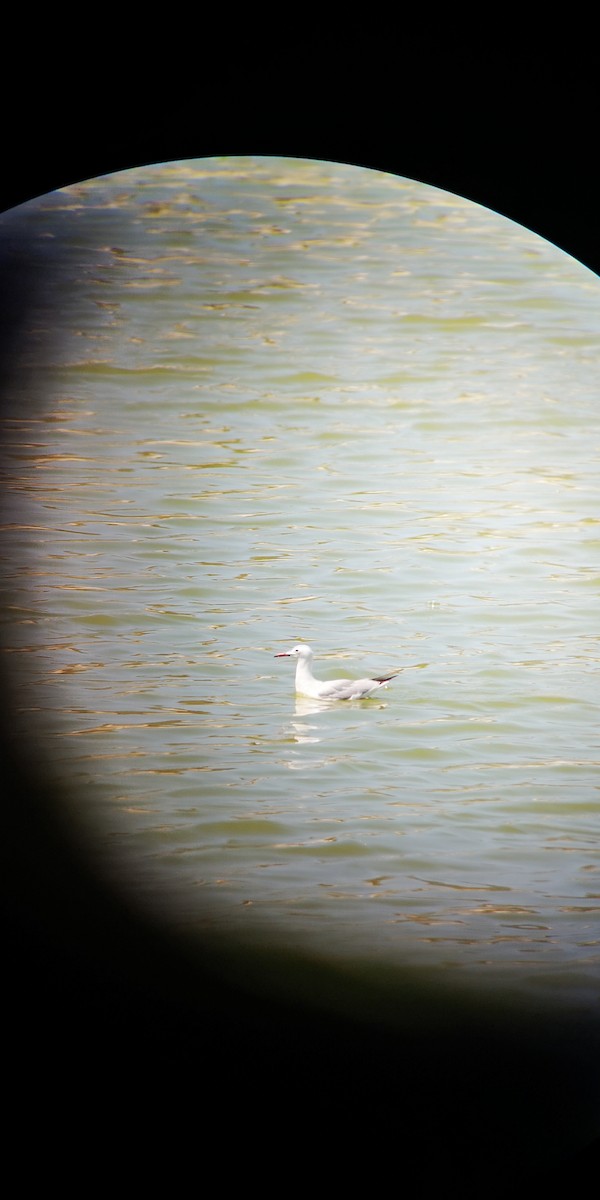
[289,718,321,743]
[274,644,400,701]
[286,699,331,748]
[292,695,338,718]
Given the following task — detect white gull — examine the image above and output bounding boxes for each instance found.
[274,644,399,701]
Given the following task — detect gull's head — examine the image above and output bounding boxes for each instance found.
[274,644,313,660]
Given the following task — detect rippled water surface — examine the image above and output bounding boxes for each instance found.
[1,156,599,1009]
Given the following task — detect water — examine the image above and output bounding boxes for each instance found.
[1,156,599,1018]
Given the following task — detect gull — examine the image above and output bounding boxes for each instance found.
[274,644,399,701]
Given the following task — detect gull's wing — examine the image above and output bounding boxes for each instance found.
[316,675,394,700]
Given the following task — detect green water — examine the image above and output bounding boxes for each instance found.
[1,156,599,1012]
